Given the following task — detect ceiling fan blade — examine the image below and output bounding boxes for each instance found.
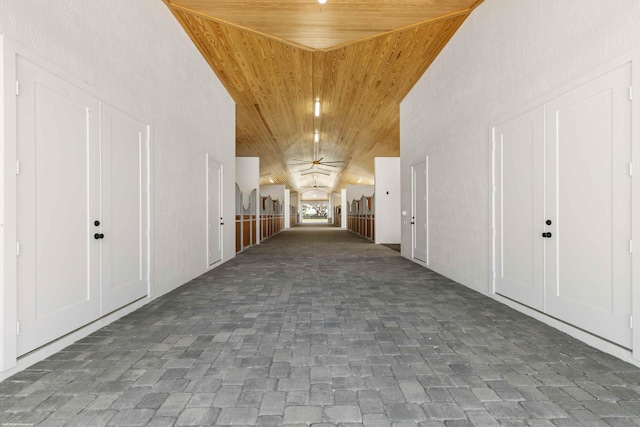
[317,163,338,168]
[317,157,324,162]
[319,160,344,164]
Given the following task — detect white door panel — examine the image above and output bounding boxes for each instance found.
[207,156,222,266]
[16,56,101,355]
[494,107,544,311]
[545,62,632,348]
[101,104,148,314]
[412,159,427,263]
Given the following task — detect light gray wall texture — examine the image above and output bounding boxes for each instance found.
[400,0,640,293]
[0,0,236,297]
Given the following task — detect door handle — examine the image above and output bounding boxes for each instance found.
[541,232,552,238]
[94,233,104,240]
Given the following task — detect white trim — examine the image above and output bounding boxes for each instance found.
[1,35,18,372]
[632,47,640,361]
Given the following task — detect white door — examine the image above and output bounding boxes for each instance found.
[545,63,632,348]
[494,107,545,311]
[100,104,149,314]
[16,56,101,355]
[207,156,223,266]
[412,159,427,263]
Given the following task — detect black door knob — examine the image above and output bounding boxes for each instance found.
[94,220,100,226]
[541,232,552,238]
[94,233,100,240]
[546,220,552,225]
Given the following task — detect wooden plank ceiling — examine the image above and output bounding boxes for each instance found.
[164,0,482,196]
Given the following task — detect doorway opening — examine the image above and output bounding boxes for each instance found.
[301,202,329,224]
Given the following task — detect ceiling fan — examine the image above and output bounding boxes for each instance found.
[299,175,331,191]
[290,141,344,176]
[290,157,344,169]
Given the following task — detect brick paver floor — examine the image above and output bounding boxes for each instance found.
[1,225,639,426]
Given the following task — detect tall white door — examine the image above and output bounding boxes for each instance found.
[545,63,632,348]
[412,159,427,263]
[493,62,633,349]
[494,107,545,311]
[207,156,223,266]
[100,104,149,314]
[16,57,101,355]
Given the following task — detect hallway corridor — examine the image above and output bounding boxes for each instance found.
[1,226,640,426]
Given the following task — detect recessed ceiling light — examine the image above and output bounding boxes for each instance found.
[318,0,327,4]
[314,130,319,143]
[314,99,321,117]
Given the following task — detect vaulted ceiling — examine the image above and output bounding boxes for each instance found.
[163,0,482,195]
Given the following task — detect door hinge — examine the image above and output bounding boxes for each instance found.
[630,240,633,254]
[16,160,20,175]
[16,241,20,256]
[15,81,19,96]
[630,86,633,101]
[630,162,633,177]
[16,321,20,336]
[630,315,633,329]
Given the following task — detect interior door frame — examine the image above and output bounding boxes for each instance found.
[206,154,223,267]
[491,45,640,362]
[410,156,428,265]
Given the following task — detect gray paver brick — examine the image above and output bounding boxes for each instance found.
[324,405,363,423]
[278,378,310,391]
[422,402,467,421]
[310,383,333,405]
[155,392,191,417]
[282,405,322,424]
[106,408,154,426]
[385,403,427,422]
[212,385,242,407]
[3,228,640,426]
[175,407,220,426]
[399,381,428,403]
[260,390,286,416]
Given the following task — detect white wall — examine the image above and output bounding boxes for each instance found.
[346,185,374,206]
[0,0,235,373]
[374,157,401,244]
[284,189,290,228]
[236,157,260,212]
[400,0,640,364]
[400,0,640,293]
[341,189,347,228]
[260,184,285,202]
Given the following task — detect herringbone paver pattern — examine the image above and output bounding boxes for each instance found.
[1,225,640,426]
